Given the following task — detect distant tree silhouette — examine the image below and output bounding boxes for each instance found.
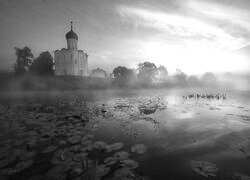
[155,65,168,82]
[14,47,33,75]
[137,62,157,84]
[30,51,54,75]
[90,68,107,78]
[201,72,217,84]
[112,66,136,86]
[174,69,187,83]
[187,75,200,86]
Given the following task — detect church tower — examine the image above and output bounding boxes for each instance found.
[66,21,78,50]
[54,22,88,76]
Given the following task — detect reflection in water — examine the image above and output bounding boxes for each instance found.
[95,93,250,179]
[0,89,250,180]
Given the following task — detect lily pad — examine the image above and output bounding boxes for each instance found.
[95,164,110,177]
[58,140,67,146]
[0,159,9,169]
[114,151,130,161]
[43,146,58,153]
[14,140,24,147]
[0,167,19,176]
[50,149,73,165]
[232,173,250,180]
[19,151,37,161]
[45,165,67,180]
[15,159,34,172]
[68,136,81,145]
[104,157,117,166]
[131,144,147,154]
[84,134,95,140]
[93,141,106,149]
[12,149,25,157]
[69,167,83,178]
[120,159,139,169]
[113,167,133,178]
[73,153,88,162]
[70,145,81,152]
[106,142,124,152]
[81,140,92,146]
[190,160,219,178]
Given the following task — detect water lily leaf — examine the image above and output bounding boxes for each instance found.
[190,160,219,178]
[81,144,93,152]
[19,151,37,161]
[233,173,250,180]
[0,159,9,169]
[12,149,25,157]
[81,140,92,146]
[93,141,106,149]
[69,145,81,152]
[15,159,34,172]
[85,134,95,139]
[69,167,83,178]
[104,157,117,166]
[45,165,67,180]
[14,140,24,147]
[0,167,19,175]
[68,136,81,145]
[113,167,133,178]
[114,151,130,161]
[43,146,58,153]
[95,164,110,177]
[58,140,67,146]
[106,142,124,152]
[120,159,139,169]
[72,153,88,162]
[50,149,73,165]
[131,144,147,154]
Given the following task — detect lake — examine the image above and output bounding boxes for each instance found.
[0,88,249,180]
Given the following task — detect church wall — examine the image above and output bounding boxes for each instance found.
[55,51,65,76]
[55,49,88,77]
[77,51,88,76]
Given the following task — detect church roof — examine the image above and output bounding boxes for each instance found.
[65,21,78,40]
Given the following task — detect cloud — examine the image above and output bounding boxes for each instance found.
[116,2,250,51]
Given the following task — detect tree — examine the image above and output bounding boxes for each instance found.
[155,65,168,82]
[187,75,200,85]
[14,47,33,75]
[30,51,54,75]
[137,62,157,84]
[174,69,187,83]
[90,68,107,78]
[201,72,217,84]
[112,66,136,86]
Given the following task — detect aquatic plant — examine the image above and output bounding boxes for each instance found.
[190,160,219,178]
[131,144,147,154]
[239,146,250,160]
[81,157,98,180]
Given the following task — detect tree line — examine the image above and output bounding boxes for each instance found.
[13,46,217,87]
[111,62,217,87]
[14,47,54,75]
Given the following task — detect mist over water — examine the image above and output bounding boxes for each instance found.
[0,0,250,179]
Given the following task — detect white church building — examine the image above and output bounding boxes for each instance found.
[54,22,88,76]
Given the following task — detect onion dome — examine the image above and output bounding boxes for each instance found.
[65,21,78,40]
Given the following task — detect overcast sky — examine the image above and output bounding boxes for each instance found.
[0,0,250,75]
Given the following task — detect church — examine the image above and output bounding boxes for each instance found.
[54,22,88,76]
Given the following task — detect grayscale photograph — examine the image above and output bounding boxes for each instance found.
[0,0,249,179]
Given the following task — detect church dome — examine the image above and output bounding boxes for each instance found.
[66,30,78,40]
[65,21,78,40]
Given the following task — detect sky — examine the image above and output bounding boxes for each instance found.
[0,0,250,75]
